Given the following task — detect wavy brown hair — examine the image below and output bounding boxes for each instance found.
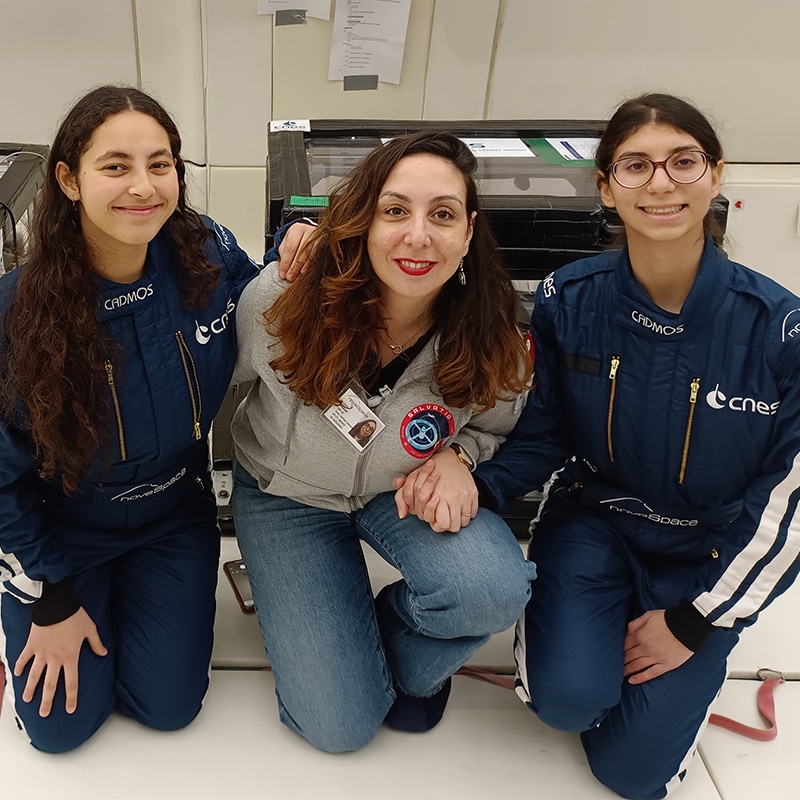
[267,130,531,411]
[0,85,219,492]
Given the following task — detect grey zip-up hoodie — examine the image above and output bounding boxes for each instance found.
[231,265,527,512]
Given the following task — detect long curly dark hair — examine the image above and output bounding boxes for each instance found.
[0,85,219,492]
[266,130,532,411]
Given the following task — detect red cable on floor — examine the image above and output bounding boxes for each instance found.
[456,665,785,742]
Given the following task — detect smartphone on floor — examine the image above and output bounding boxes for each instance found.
[223,559,256,614]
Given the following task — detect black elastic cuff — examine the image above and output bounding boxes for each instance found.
[664,598,715,652]
[473,476,499,511]
[31,578,81,626]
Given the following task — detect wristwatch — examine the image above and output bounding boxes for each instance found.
[449,442,476,472]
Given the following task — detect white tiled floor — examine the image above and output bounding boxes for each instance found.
[726,584,800,679]
[2,534,798,799]
[699,681,800,800]
[0,671,724,800]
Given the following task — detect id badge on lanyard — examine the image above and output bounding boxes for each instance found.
[322,380,385,452]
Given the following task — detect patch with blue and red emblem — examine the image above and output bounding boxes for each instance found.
[399,404,455,459]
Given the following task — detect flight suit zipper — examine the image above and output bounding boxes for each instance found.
[679,377,701,484]
[105,360,127,461]
[175,331,203,440]
[606,354,620,462]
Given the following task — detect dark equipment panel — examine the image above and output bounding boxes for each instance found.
[265,119,728,283]
[0,143,49,271]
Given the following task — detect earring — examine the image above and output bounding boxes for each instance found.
[457,259,466,286]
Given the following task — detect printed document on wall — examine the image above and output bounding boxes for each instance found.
[328,0,412,84]
[257,0,331,19]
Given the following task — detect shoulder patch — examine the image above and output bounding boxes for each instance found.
[399,404,455,459]
[780,307,800,343]
[213,221,233,251]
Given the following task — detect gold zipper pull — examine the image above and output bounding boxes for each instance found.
[193,421,202,440]
[689,377,700,403]
[104,360,127,461]
[678,377,702,484]
[606,355,621,463]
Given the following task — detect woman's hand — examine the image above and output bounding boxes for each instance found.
[623,609,693,684]
[394,459,438,519]
[14,607,108,717]
[394,448,478,533]
[276,223,317,281]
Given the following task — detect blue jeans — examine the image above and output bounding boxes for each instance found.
[232,463,536,753]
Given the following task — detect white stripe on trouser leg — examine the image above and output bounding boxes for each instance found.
[663,656,730,796]
[513,610,532,706]
[0,594,33,744]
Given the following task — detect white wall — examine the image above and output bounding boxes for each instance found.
[0,1,138,144]
[488,0,800,163]
[1,0,799,282]
[723,165,800,295]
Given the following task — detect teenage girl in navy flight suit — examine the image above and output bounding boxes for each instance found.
[0,85,261,752]
[396,93,800,799]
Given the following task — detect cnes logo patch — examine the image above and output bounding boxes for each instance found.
[195,298,236,345]
[705,384,779,416]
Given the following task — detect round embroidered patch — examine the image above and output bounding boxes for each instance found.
[399,404,455,459]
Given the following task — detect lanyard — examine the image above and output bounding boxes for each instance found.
[708,669,785,742]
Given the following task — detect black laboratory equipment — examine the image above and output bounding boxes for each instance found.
[0,143,49,273]
[265,118,729,293]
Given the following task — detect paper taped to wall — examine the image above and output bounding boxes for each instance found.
[328,0,411,85]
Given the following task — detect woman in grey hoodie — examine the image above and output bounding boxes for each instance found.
[230,130,536,753]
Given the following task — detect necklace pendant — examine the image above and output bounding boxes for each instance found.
[388,343,403,355]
